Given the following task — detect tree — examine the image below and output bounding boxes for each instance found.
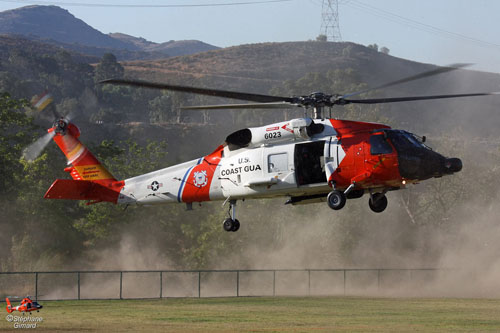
[149,94,173,123]
[316,34,328,42]
[380,46,390,55]
[0,93,33,195]
[93,53,124,83]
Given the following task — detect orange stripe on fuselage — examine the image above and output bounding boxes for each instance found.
[181,145,223,203]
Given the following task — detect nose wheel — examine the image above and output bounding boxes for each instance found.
[327,190,347,210]
[223,200,240,232]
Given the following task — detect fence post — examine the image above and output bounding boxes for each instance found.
[120,272,123,300]
[273,271,276,297]
[236,271,240,297]
[198,271,201,298]
[377,270,380,292]
[160,272,163,299]
[77,272,80,300]
[343,270,346,295]
[308,270,311,296]
[35,272,38,301]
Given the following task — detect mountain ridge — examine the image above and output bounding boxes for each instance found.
[0,5,219,59]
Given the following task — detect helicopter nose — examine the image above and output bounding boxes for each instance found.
[444,157,462,173]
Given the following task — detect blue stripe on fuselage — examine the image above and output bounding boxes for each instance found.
[177,158,204,203]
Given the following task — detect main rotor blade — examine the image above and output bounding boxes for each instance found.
[101,79,293,103]
[342,63,472,99]
[181,102,300,110]
[22,131,56,162]
[342,91,500,105]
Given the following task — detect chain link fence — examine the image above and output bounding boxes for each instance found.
[0,268,447,301]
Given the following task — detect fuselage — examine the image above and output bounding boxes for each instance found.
[116,117,461,206]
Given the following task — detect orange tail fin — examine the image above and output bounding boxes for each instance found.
[51,123,116,183]
[6,298,13,313]
[45,122,124,204]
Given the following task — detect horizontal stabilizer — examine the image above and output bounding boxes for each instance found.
[44,179,121,203]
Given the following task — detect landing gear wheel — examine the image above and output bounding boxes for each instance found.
[223,218,234,232]
[223,200,241,232]
[231,219,240,232]
[327,190,346,210]
[369,193,388,213]
[223,218,240,232]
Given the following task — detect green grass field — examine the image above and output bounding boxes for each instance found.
[2,297,500,332]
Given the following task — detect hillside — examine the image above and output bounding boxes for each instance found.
[121,41,500,136]
[0,5,219,60]
[109,33,220,56]
[123,41,500,91]
[0,5,132,50]
[122,41,430,93]
[0,34,99,64]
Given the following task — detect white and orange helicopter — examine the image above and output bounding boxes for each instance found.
[5,297,43,314]
[23,64,497,232]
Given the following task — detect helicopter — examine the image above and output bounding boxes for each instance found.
[24,64,498,232]
[5,297,43,314]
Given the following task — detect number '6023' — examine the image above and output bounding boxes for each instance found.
[264,132,281,139]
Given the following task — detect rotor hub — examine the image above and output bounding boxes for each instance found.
[53,118,68,135]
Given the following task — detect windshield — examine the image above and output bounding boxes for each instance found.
[387,130,429,151]
[403,132,426,148]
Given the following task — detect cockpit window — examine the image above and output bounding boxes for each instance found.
[370,135,393,155]
[387,130,428,151]
[403,132,426,148]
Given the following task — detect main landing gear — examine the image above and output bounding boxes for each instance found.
[223,199,240,232]
[368,192,388,213]
[326,185,388,213]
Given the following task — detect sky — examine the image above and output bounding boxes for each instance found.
[0,0,500,73]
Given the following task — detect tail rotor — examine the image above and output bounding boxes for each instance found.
[23,91,77,162]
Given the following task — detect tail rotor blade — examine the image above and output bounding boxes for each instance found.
[22,131,56,162]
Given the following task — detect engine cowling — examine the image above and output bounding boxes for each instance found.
[226,118,323,150]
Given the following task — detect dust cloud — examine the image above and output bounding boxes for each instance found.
[10,67,500,300]
[65,185,500,299]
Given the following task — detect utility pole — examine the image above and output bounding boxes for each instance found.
[320,0,342,42]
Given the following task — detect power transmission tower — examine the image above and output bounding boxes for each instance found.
[320,0,342,42]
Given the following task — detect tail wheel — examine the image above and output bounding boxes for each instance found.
[369,193,388,213]
[223,218,234,232]
[223,218,240,232]
[327,190,346,210]
[231,219,240,232]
